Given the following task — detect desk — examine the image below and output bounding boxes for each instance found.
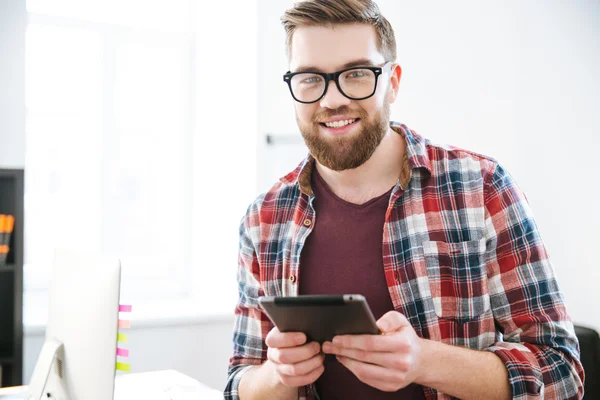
[115,370,222,399]
[0,370,222,400]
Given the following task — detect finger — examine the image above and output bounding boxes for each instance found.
[336,355,407,389]
[268,341,321,365]
[332,331,408,352]
[266,328,306,348]
[278,361,325,388]
[277,352,325,377]
[324,343,414,371]
[376,311,410,334]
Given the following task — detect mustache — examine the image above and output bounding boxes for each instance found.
[312,106,366,123]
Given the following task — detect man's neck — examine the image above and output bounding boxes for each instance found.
[315,127,406,205]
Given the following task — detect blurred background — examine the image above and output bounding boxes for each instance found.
[0,0,598,391]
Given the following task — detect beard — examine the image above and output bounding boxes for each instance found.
[297,102,390,171]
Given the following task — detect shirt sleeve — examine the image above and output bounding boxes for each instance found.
[223,206,317,400]
[483,163,585,399]
[223,212,272,399]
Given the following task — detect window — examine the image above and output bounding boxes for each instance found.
[24,0,259,317]
[25,1,193,305]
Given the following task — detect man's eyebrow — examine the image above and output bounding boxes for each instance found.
[292,58,377,73]
[340,58,377,69]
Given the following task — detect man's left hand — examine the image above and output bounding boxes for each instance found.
[321,310,423,392]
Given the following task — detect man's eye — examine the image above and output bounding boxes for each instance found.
[347,71,366,78]
[301,76,322,84]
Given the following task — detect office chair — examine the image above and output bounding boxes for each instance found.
[575,325,600,399]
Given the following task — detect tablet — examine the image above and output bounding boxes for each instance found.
[258,294,380,343]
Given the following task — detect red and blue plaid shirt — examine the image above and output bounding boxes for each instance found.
[225,122,584,399]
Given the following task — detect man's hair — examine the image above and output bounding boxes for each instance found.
[281,0,397,62]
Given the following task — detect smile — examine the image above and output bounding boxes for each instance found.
[320,118,359,128]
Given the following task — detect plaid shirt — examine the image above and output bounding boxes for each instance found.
[225,122,585,400]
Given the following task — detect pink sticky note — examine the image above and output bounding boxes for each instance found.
[118,320,131,329]
[116,348,129,357]
[119,305,132,312]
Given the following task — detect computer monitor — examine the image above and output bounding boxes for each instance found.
[26,249,121,400]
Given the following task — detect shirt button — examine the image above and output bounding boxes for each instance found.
[303,218,312,227]
[289,274,297,283]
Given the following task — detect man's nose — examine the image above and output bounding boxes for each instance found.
[319,80,351,109]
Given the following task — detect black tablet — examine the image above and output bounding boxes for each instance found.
[258,294,380,343]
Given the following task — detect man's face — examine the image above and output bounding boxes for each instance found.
[289,24,399,171]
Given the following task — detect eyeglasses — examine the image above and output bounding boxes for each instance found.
[283,62,392,104]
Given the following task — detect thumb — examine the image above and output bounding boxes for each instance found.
[376,311,410,334]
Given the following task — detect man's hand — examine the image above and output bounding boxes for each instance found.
[265,327,326,388]
[321,310,423,392]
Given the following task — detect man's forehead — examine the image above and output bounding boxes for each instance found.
[289,24,385,72]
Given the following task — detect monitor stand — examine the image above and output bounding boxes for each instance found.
[27,338,71,400]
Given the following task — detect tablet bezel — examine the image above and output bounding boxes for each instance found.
[258,294,380,343]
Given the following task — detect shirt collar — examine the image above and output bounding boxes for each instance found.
[280,121,432,196]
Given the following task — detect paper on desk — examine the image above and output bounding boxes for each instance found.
[114,369,222,400]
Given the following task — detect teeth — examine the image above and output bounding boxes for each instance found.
[324,119,356,128]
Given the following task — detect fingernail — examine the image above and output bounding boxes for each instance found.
[322,343,331,352]
[295,334,305,344]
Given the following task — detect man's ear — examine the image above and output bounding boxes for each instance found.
[388,64,402,104]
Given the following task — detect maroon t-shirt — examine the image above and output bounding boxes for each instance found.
[299,169,426,400]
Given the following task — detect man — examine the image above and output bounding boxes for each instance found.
[225,0,585,399]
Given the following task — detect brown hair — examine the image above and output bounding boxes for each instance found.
[281,0,397,62]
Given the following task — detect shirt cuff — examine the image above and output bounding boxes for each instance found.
[224,364,257,400]
[485,342,543,399]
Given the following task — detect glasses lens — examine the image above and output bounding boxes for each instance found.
[338,68,377,99]
[290,73,325,103]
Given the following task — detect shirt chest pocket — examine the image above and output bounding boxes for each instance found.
[422,239,490,323]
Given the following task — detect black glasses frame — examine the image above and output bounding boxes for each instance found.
[283,63,389,104]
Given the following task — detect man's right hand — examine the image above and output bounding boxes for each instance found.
[265,327,325,388]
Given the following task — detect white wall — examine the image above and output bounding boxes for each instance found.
[0,0,26,168]
[258,0,600,331]
[23,316,234,391]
